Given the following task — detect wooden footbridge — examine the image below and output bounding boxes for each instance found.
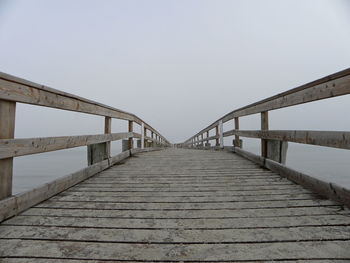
[1,69,350,262]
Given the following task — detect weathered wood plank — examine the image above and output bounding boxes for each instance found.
[1,224,349,243]
[70,184,302,191]
[0,239,349,260]
[1,259,349,263]
[21,206,343,218]
[0,132,133,159]
[224,129,350,150]
[50,192,319,203]
[4,214,349,229]
[63,189,311,196]
[35,199,336,210]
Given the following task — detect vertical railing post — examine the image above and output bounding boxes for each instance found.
[215,125,219,146]
[234,117,241,148]
[0,100,16,200]
[151,131,154,147]
[128,120,133,149]
[219,120,224,148]
[261,111,268,158]
[141,122,145,149]
[144,126,147,148]
[104,117,111,158]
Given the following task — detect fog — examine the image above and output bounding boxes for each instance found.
[1,0,350,143]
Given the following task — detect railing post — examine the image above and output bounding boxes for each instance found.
[141,122,145,149]
[144,126,147,148]
[219,120,224,148]
[128,120,133,149]
[215,125,219,146]
[88,117,111,165]
[104,117,111,158]
[234,117,241,148]
[0,100,16,200]
[261,111,268,158]
[151,131,154,147]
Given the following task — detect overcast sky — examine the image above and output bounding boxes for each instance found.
[1,0,350,143]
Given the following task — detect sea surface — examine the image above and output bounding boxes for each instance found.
[12,143,350,194]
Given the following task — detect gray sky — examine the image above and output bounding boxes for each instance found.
[1,0,350,143]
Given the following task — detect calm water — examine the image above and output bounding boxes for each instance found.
[12,143,350,194]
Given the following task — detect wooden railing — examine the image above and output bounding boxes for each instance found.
[178,68,350,206]
[0,72,169,217]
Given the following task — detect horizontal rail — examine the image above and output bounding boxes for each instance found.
[185,68,350,143]
[0,132,143,159]
[223,130,350,150]
[0,72,169,144]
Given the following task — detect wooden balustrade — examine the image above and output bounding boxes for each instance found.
[0,72,169,202]
[181,68,350,158]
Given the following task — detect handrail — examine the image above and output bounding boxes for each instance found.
[0,72,169,144]
[181,68,350,148]
[0,72,170,201]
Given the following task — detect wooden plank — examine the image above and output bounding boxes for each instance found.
[35,199,336,210]
[0,78,134,121]
[69,185,308,192]
[4,213,349,229]
[1,259,348,263]
[0,239,349,261]
[1,224,349,243]
[225,129,350,150]
[0,100,16,200]
[63,189,311,197]
[21,206,343,218]
[0,132,133,159]
[50,192,318,202]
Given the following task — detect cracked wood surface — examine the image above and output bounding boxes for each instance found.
[1,148,350,262]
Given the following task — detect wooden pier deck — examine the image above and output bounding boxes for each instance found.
[1,148,350,262]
